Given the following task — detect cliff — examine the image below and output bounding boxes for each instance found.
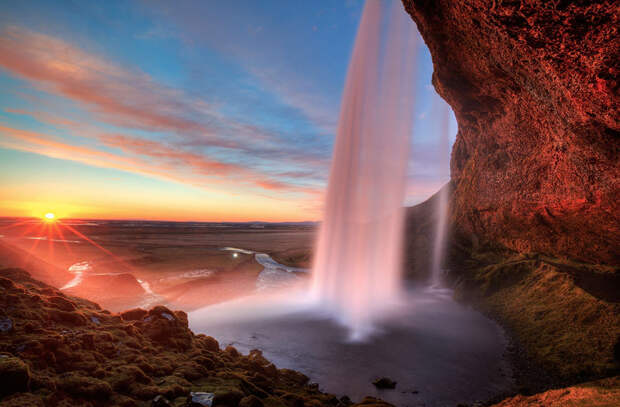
[401,0,620,395]
[402,0,619,265]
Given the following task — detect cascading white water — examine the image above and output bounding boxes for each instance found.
[311,0,418,338]
[429,105,452,287]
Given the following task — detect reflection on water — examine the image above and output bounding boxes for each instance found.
[61,261,164,307]
[60,249,302,308]
[158,269,214,281]
[221,247,309,291]
[255,253,308,291]
[25,236,81,243]
[61,261,92,289]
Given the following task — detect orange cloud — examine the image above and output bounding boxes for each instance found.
[0,124,320,198]
[0,26,231,147]
[0,26,328,220]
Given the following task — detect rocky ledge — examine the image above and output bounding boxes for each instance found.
[0,268,392,407]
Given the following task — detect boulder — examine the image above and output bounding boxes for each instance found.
[239,395,263,407]
[0,316,13,333]
[372,377,397,389]
[0,356,30,396]
[186,391,214,406]
[152,394,172,407]
[121,308,148,321]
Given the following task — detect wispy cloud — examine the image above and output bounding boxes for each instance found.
[0,26,330,195]
[0,123,323,199]
[0,26,229,144]
[143,0,344,134]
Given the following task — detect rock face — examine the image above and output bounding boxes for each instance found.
[402,0,619,265]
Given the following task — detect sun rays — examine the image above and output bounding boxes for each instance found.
[0,216,137,276]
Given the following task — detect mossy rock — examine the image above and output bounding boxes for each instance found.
[0,356,30,396]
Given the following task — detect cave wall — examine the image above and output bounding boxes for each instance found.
[402,0,619,265]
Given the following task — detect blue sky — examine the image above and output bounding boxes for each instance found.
[0,0,455,221]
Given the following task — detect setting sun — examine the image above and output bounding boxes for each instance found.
[43,212,56,221]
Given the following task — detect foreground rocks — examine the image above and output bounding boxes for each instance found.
[491,376,620,407]
[0,268,392,407]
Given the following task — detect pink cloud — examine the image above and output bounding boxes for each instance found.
[0,123,320,198]
[0,26,234,148]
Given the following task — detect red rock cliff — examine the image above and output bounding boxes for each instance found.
[402,0,619,264]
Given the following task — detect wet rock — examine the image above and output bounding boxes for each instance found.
[152,395,172,407]
[339,395,353,405]
[356,396,395,406]
[186,391,214,406]
[0,276,16,290]
[121,308,148,321]
[372,377,397,389]
[175,360,208,381]
[0,356,30,396]
[0,393,44,407]
[48,295,77,311]
[138,306,193,350]
[279,368,309,385]
[225,345,240,358]
[279,392,305,407]
[46,308,88,326]
[0,316,13,333]
[239,395,264,407]
[213,390,244,406]
[57,372,112,399]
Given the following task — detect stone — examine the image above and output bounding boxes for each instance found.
[0,356,30,396]
[239,395,264,407]
[213,390,244,406]
[186,392,214,406]
[0,316,13,333]
[152,394,172,407]
[372,377,397,389]
[121,308,148,321]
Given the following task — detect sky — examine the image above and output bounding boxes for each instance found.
[0,0,456,222]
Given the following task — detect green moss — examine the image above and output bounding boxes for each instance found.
[453,252,620,388]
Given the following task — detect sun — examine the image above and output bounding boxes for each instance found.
[43,212,56,222]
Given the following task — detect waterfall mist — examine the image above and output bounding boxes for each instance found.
[311,0,418,338]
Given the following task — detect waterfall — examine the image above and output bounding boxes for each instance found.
[429,103,452,287]
[311,0,418,339]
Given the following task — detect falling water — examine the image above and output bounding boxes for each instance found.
[429,105,452,287]
[311,0,418,338]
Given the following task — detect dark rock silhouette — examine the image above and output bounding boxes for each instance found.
[372,377,397,390]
